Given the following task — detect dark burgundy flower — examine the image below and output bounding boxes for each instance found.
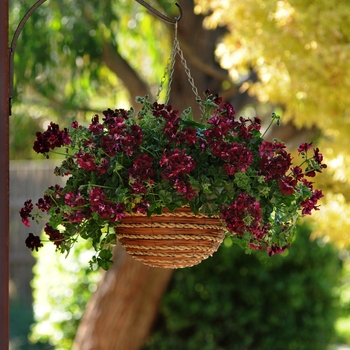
[25,233,43,251]
[221,194,264,237]
[64,191,85,207]
[278,176,297,195]
[258,143,292,181]
[101,134,120,156]
[301,178,314,190]
[20,200,33,227]
[122,125,143,156]
[133,201,150,214]
[206,115,233,139]
[292,166,304,181]
[221,142,253,176]
[64,209,91,223]
[163,120,180,142]
[33,122,71,154]
[129,154,155,181]
[36,195,52,212]
[176,127,197,146]
[184,127,197,146]
[71,121,79,129]
[75,151,97,171]
[109,203,126,222]
[160,148,196,180]
[96,158,109,175]
[89,187,125,222]
[259,140,286,157]
[129,178,148,194]
[44,223,65,247]
[89,187,107,208]
[305,170,316,177]
[174,179,198,200]
[48,184,64,200]
[219,102,236,118]
[89,115,104,135]
[298,142,313,154]
[300,189,324,215]
[313,148,327,171]
[102,108,129,124]
[33,132,50,154]
[267,243,290,256]
[249,243,263,251]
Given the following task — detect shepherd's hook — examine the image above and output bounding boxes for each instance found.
[135,1,182,24]
[8,0,182,115]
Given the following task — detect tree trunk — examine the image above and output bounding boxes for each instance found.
[72,245,173,350]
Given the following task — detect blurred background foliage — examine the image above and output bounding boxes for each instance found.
[143,225,343,350]
[8,0,350,348]
[9,0,171,159]
[194,0,350,250]
[29,238,101,350]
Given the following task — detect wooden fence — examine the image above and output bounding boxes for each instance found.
[10,160,65,304]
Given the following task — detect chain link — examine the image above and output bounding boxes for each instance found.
[155,33,177,103]
[156,23,204,113]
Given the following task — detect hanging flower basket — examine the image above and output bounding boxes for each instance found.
[116,207,225,268]
[20,91,327,270]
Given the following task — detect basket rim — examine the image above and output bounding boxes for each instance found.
[123,207,220,219]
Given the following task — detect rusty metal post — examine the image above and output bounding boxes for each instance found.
[0,0,10,347]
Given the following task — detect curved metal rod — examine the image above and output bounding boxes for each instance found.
[8,0,182,115]
[135,1,182,24]
[9,0,48,114]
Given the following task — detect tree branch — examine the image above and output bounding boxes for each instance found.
[179,40,232,83]
[101,41,152,104]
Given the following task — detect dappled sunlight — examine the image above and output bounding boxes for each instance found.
[30,237,101,348]
[312,193,350,249]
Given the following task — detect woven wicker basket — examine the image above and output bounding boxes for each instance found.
[116,207,226,269]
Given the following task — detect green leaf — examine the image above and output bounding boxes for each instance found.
[167,202,182,212]
[213,186,224,196]
[199,202,218,216]
[98,259,114,271]
[181,119,205,128]
[158,190,172,204]
[114,162,124,171]
[99,249,113,260]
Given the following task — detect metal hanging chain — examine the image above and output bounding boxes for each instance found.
[157,22,204,113]
[155,26,177,103]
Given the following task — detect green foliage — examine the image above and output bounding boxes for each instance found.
[143,224,341,350]
[30,237,101,349]
[10,112,43,160]
[334,254,350,344]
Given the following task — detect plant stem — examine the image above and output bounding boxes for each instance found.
[262,113,280,138]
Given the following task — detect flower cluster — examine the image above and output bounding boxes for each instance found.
[21,92,326,269]
[33,122,71,154]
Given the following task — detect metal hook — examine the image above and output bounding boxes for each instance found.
[9,0,48,115]
[135,1,182,24]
